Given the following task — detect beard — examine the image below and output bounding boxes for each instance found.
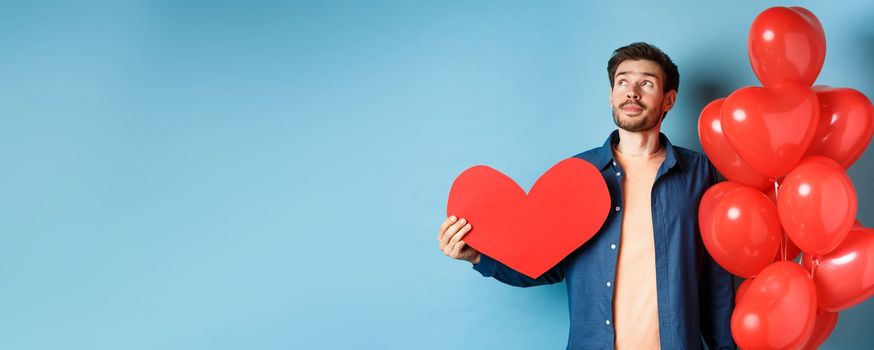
[612,100,663,132]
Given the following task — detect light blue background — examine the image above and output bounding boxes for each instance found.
[1,1,872,349]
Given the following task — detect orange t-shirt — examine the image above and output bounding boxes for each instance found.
[611,144,666,350]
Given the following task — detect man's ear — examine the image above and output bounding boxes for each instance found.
[662,90,677,112]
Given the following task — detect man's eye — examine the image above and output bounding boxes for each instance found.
[642,81,654,87]
[618,80,627,86]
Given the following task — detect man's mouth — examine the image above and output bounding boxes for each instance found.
[621,102,644,113]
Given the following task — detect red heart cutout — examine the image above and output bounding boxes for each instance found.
[446,158,610,279]
[721,80,820,177]
[805,86,874,168]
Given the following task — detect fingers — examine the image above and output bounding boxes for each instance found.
[450,240,468,258]
[448,222,472,245]
[438,216,457,241]
[440,217,467,248]
[443,223,472,258]
[438,215,476,261]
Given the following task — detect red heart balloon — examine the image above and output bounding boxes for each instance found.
[805,86,874,168]
[748,6,826,86]
[721,80,819,178]
[446,158,610,279]
[698,98,771,189]
[778,156,857,255]
[801,309,838,350]
[802,227,874,311]
[699,182,781,278]
[731,261,817,350]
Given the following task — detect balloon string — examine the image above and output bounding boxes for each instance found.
[810,256,820,279]
[772,177,779,200]
[784,235,789,261]
[771,177,787,262]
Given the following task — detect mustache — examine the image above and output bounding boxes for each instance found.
[620,100,646,109]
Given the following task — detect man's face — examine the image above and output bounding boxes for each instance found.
[609,59,676,132]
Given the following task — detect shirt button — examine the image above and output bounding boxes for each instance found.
[607,281,612,287]
[615,206,621,212]
[613,161,617,166]
[611,244,616,249]
[605,320,611,325]
[615,172,621,177]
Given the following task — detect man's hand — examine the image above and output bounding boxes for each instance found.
[438,216,481,265]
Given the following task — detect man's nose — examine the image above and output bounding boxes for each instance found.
[626,88,641,100]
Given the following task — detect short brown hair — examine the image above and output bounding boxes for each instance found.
[607,42,679,93]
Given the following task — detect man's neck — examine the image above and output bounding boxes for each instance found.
[615,127,662,157]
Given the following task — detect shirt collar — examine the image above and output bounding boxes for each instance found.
[591,129,682,172]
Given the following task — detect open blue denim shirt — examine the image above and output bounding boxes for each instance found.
[473,130,737,350]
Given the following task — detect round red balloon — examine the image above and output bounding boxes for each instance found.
[698,98,771,189]
[699,182,781,278]
[748,6,826,86]
[805,86,874,168]
[721,80,819,178]
[778,156,857,255]
[731,261,817,350]
[736,278,753,304]
[699,181,745,219]
[802,227,874,311]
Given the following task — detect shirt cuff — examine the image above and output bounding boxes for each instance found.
[472,253,497,277]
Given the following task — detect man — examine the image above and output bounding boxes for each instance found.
[437,42,736,349]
